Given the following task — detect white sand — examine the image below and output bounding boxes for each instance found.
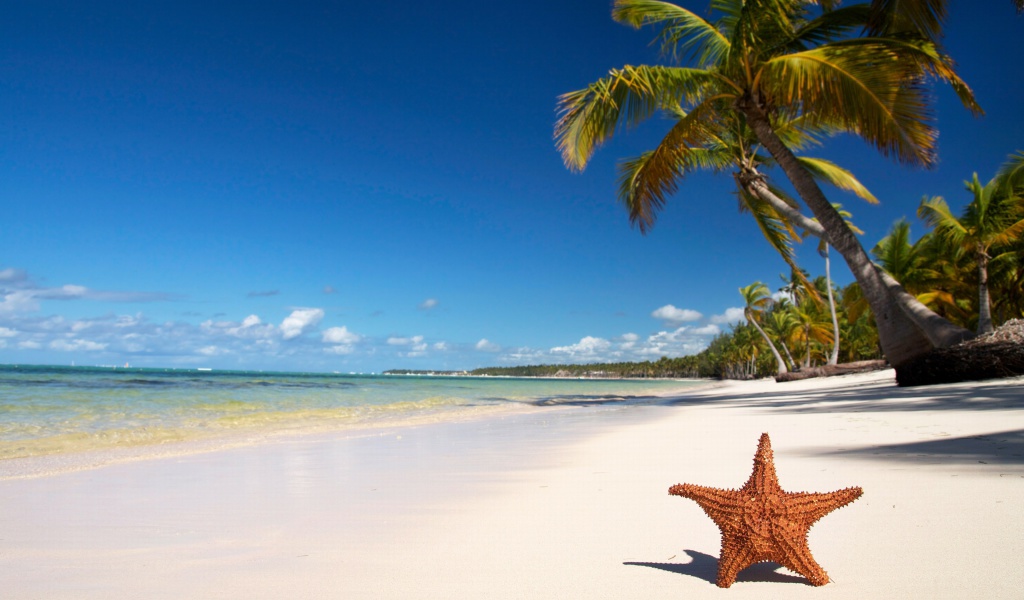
[1,369,1022,599]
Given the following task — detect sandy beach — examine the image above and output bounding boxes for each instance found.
[1,369,1022,599]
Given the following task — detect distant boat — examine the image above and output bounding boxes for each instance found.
[197,368,213,372]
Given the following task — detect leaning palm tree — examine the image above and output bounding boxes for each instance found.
[810,204,860,365]
[918,156,1024,333]
[740,281,788,376]
[556,0,980,368]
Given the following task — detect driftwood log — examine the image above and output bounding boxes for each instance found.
[774,360,889,383]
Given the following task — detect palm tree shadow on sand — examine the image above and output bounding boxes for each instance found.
[625,550,809,586]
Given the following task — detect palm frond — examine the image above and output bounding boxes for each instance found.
[918,195,968,246]
[989,218,1024,249]
[789,4,874,50]
[876,36,982,115]
[867,0,947,42]
[796,157,878,203]
[613,0,731,67]
[769,112,840,151]
[555,65,724,171]
[995,150,1024,195]
[738,185,808,285]
[872,219,916,278]
[761,41,939,166]
[616,103,728,233]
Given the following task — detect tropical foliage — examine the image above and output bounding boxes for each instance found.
[468,151,1024,381]
[555,0,983,367]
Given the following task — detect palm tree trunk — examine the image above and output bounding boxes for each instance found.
[742,170,973,348]
[745,308,788,375]
[780,340,797,371]
[741,101,965,366]
[824,245,841,365]
[977,248,994,334]
[803,325,812,369]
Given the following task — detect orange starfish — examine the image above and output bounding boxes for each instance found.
[669,433,862,587]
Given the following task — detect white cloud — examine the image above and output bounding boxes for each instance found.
[60,285,88,298]
[651,304,702,325]
[323,326,362,356]
[241,314,262,328]
[710,307,746,324]
[433,341,449,351]
[323,326,361,345]
[197,345,226,356]
[0,268,29,283]
[476,338,501,352]
[71,320,92,332]
[387,335,424,346]
[19,340,41,349]
[419,298,438,310]
[115,314,142,328]
[280,308,324,340]
[691,324,721,336]
[49,338,108,352]
[617,332,640,350]
[0,290,41,314]
[201,314,276,339]
[386,334,427,356]
[550,336,612,357]
[498,347,546,363]
[0,327,16,338]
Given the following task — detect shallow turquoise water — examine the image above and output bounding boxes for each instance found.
[0,364,704,459]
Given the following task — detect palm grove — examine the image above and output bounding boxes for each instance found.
[554,0,1024,382]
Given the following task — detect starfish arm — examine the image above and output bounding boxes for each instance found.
[784,487,864,524]
[778,548,827,585]
[669,483,746,530]
[775,537,830,586]
[715,540,758,588]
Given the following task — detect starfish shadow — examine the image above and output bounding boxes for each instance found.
[625,550,809,586]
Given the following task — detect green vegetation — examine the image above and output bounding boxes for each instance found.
[555,0,984,367]
[469,356,707,379]
[471,151,1024,381]
[396,2,1024,383]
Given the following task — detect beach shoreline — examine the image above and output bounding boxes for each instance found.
[1,369,1022,598]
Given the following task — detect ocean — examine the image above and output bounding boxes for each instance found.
[0,364,706,461]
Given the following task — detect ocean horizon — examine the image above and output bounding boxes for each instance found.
[0,363,707,463]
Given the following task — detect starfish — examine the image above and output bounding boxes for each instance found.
[669,433,862,587]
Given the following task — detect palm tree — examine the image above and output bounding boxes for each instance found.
[740,281,788,376]
[556,0,980,367]
[790,289,835,368]
[810,204,860,365]
[918,156,1024,333]
[764,303,800,370]
[872,219,970,325]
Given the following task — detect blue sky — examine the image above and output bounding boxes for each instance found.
[1,1,1021,372]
